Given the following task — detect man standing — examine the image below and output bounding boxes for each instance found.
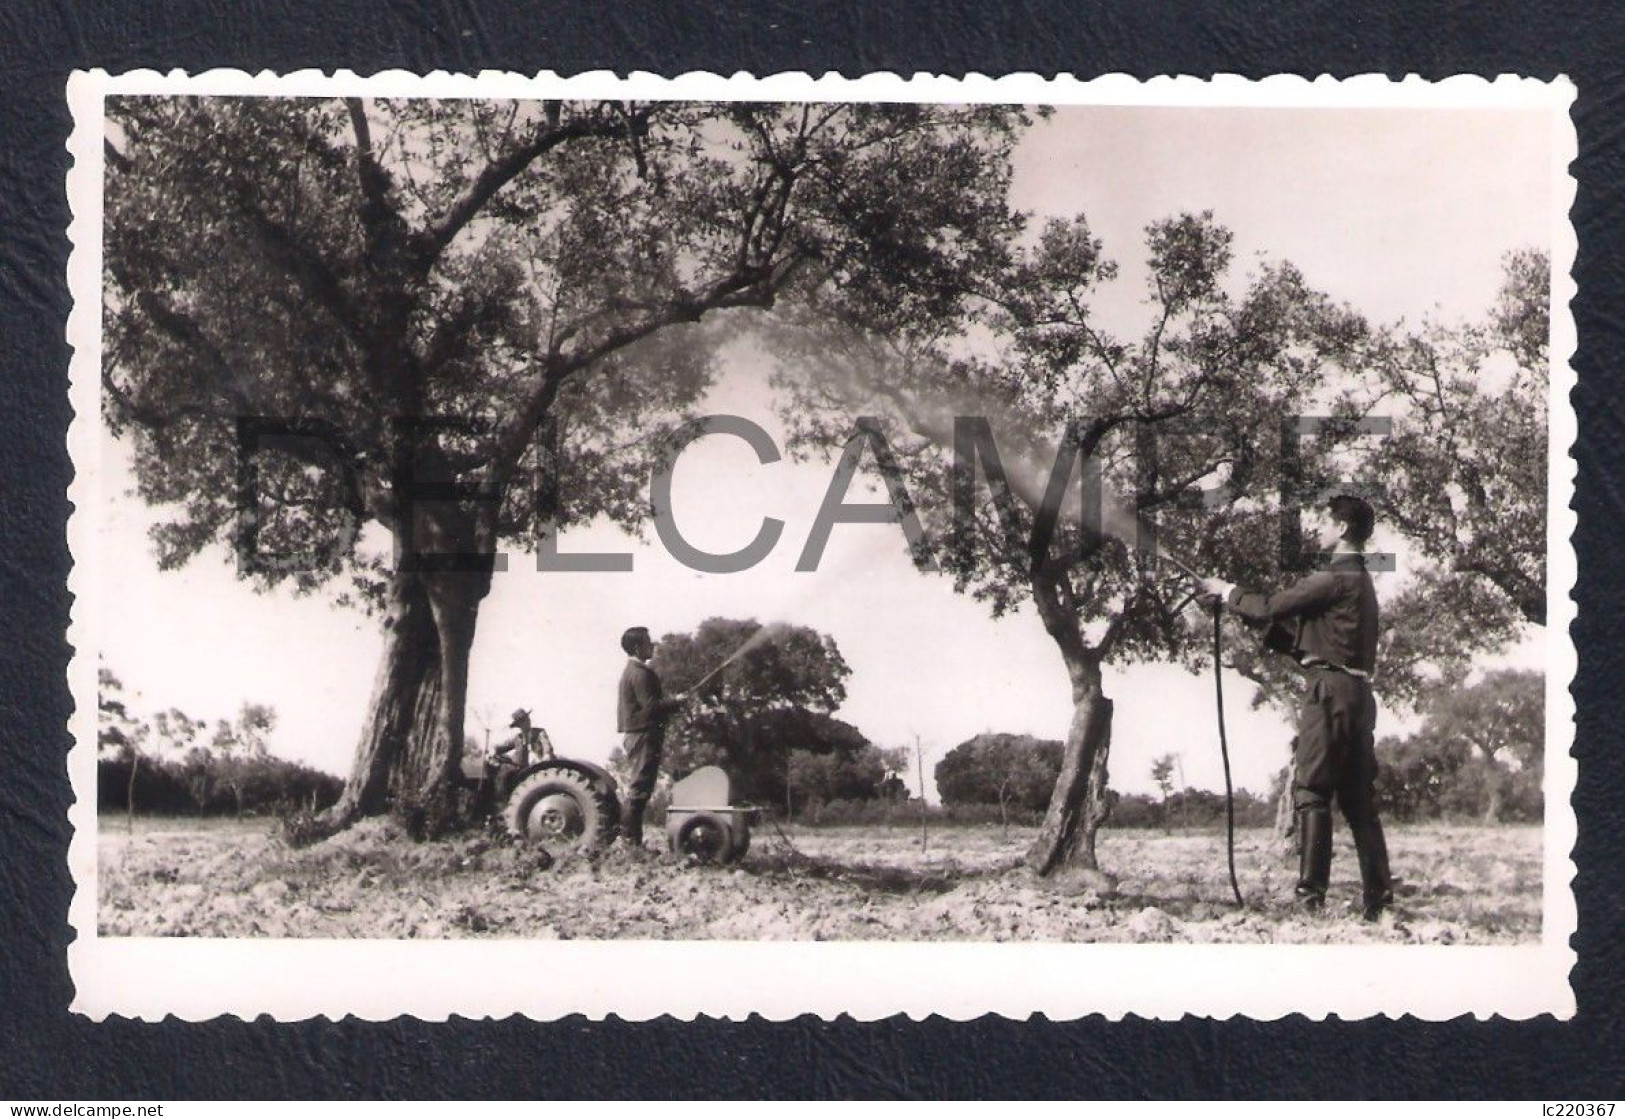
[1203,494,1393,920]
[616,626,685,848]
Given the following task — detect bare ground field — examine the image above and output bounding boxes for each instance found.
[96,815,1543,943]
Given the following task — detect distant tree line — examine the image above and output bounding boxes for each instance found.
[97,752,344,818]
[935,734,1273,830]
[98,665,341,818]
[935,669,1544,831]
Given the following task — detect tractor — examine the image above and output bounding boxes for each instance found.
[462,709,758,862]
[461,709,622,855]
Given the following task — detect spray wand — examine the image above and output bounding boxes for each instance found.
[673,622,793,707]
[1159,551,1245,909]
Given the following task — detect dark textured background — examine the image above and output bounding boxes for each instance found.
[2,0,1621,1099]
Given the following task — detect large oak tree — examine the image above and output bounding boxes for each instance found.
[102,95,1032,831]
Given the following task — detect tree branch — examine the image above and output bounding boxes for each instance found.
[417,105,647,268]
[229,186,369,346]
[344,98,396,252]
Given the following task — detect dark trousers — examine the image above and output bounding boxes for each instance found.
[621,729,664,840]
[1294,669,1391,905]
[1293,670,1378,813]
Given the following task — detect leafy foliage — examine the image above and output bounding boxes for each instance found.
[778,210,1369,668]
[96,675,338,815]
[1150,753,1177,799]
[788,743,909,809]
[1106,787,1275,830]
[96,672,337,816]
[1360,250,1549,625]
[103,97,1036,608]
[1375,668,1544,822]
[935,734,1064,812]
[97,665,147,759]
[97,753,342,817]
[623,617,879,809]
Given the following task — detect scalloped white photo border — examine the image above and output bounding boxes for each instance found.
[64,68,1579,1022]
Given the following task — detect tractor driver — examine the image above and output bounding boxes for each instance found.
[499,708,554,767]
[616,626,686,849]
[1201,493,1393,921]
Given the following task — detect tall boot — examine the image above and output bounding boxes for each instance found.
[620,799,646,848]
[1294,807,1332,910]
[1348,815,1393,921]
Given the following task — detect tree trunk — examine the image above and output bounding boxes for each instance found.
[1274,762,1298,861]
[1072,707,1114,869]
[1025,574,1116,878]
[321,565,488,835]
[1026,658,1115,876]
[126,750,138,834]
[1482,769,1504,825]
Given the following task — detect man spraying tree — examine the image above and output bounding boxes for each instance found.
[1201,494,1393,921]
[616,626,687,849]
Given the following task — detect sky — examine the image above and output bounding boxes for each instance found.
[93,102,1557,799]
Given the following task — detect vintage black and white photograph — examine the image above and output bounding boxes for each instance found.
[66,71,1575,1020]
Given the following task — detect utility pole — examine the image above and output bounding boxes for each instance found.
[914,734,929,853]
[1176,754,1188,832]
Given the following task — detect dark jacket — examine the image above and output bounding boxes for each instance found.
[1227,552,1379,673]
[617,658,668,733]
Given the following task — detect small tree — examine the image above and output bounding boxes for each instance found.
[1150,753,1178,833]
[210,703,277,817]
[97,666,149,829]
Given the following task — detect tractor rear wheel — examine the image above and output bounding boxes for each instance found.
[504,767,618,855]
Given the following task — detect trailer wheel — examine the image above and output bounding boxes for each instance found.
[504,766,618,855]
[676,814,732,864]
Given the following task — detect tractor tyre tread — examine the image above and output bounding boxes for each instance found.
[503,765,619,853]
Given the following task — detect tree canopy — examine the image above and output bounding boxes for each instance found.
[1359,250,1549,626]
[101,95,1037,825]
[644,617,873,808]
[104,97,1034,602]
[774,210,1369,872]
[1375,667,1544,823]
[935,733,1063,812]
